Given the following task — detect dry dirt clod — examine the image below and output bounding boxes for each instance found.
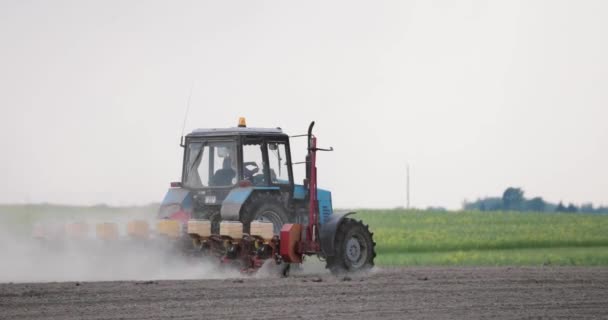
[311,277,323,283]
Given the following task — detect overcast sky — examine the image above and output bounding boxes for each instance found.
[0,0,606,209]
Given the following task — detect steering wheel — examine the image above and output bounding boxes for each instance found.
[243,162,260,180]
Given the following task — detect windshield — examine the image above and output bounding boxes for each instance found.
[183,140,238,188]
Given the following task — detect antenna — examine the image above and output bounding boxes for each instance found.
[180,82,194,147]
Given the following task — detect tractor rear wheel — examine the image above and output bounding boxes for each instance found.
[240,193,289,235]
[326,218,376,274]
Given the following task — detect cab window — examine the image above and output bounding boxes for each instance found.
[243,141,265,185]
[267,142,290,184]
[184,141,237,188]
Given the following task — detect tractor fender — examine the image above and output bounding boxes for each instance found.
[220,187,254,221]
[160,188,193,208]
[319,211,356,257]
[158,188,193,219]
[221,187,282,221]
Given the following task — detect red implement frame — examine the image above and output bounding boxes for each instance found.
[279,122,325,263]
[296,122,331,258]
[300,133,321,253]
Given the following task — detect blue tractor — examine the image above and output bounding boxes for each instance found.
[157,119,375,274]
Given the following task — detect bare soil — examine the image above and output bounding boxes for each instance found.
[1,267,607,319]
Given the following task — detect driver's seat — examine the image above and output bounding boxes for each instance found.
[211,158,235,186]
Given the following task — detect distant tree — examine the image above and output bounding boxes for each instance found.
[580,203,594,213]
[481,197,502,211]
[426,206,447,212]
[464,197,503,211]
[525,197,546,212]
[463,189,606,214]
[544,202,557,212]
[463,199,479,211]
[566,203,578,213]
[502,187,525,211]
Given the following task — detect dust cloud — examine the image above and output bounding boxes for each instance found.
[0,212,242,283]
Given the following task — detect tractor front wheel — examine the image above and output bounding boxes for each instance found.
[326,218,376,274]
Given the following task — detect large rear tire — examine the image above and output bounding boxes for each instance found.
[326,218,376,274]
[240,193,289,235]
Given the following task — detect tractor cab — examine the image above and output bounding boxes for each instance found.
[159,118,299,232]
[181,122,294,201]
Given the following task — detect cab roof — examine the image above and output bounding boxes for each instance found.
[187,127,285,137]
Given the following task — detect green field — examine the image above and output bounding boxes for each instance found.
[357,209,608,266]
[1,205,607,266]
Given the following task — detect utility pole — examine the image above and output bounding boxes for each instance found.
[406,163,410,209]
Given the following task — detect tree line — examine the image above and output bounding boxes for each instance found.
[463,187,608,214]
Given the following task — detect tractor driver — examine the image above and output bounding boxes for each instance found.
[211,146,237,186]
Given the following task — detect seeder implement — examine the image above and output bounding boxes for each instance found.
[31,119,375,276]
[165,120,376,274]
